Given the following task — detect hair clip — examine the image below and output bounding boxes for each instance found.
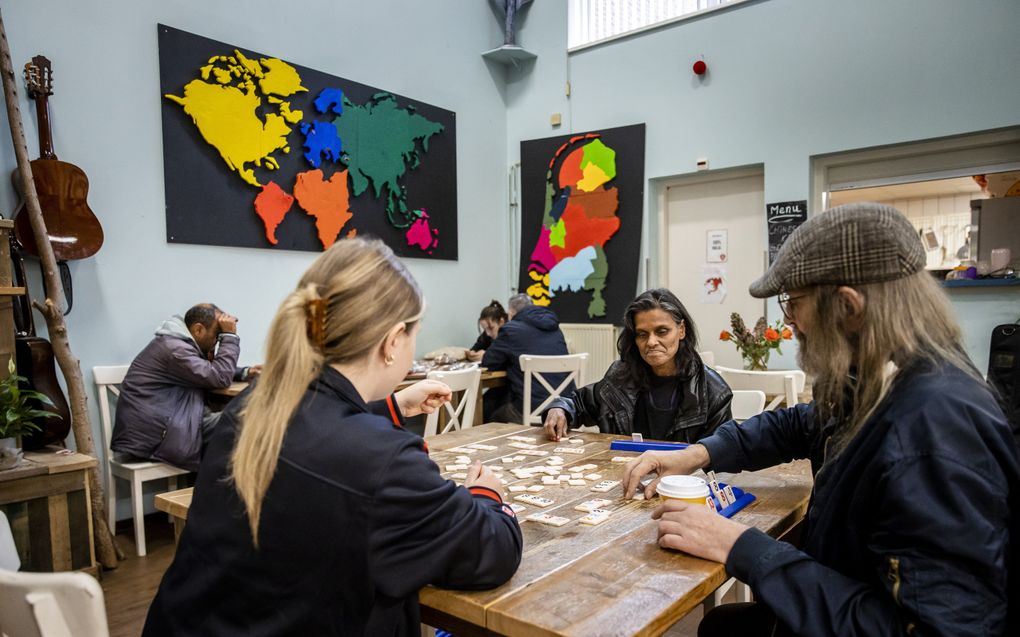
[306,298,327,349]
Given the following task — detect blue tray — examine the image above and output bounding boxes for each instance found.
[714,484,755,518]
[610,440,689,452]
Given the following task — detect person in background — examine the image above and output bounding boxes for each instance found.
[466,300,508,362]
[543,289,732,442]
[143,238,522,637]
[623,203,1019,637]
[482,293,570,423]
[111,304,261,472]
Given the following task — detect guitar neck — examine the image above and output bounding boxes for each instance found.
[34,94,56,160]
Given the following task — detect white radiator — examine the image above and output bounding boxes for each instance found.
[560,323,619,384]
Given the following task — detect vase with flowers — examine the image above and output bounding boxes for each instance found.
[719,313,793,371]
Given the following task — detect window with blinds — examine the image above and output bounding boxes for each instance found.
[568,0,750,50]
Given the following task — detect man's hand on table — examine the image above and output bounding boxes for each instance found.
[653,499,748,564]
[543,408,569,441]
[622,444,712,499]
[395,379,453,417]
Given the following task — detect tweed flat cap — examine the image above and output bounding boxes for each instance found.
[749,202,926,298]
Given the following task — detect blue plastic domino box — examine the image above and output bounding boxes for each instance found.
[609,439,756,517]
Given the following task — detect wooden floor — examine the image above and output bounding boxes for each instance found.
[101,517,177,637]
[98,515,717,637]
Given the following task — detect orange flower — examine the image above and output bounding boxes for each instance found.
[781,327,793,340]
[765,328,780,342]
[719,330,732,341]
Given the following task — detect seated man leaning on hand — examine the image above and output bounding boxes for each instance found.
[111,304,261,472]
[624,203,1019,637]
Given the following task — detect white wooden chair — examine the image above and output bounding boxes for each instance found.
[93,365,190,557]
[698,350,716,368]
[519,353,587,426]
[424,367,482,437]
[0,569,110,637]
[729,389,767,422]
[0,511,19,572]
[715,366,806,410]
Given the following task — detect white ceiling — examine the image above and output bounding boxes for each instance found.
[830,176,981,205]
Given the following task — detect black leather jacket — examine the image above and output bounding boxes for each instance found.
[546,360,733,442]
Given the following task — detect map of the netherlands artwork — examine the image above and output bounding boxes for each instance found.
[157,25,457,259]
[517,124,645,323]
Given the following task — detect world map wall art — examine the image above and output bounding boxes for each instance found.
[518,124,645,322]
[157,25,458,259]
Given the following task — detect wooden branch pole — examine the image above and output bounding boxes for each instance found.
[0,9,121,568]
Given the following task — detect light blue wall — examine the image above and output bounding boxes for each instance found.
[505,0,1020,370]
[0,0,511,518]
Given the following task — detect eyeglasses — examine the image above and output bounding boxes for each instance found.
[777,292,809,320]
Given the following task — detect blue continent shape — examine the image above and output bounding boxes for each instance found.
[548,245,597,294]
[300,120,344,168]
[314,88,345,114]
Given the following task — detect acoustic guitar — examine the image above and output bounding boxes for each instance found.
[10,235,71,450]
[13,56,103,289]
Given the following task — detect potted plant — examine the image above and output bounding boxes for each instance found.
[0,358,59,470]
[719,313,793,371]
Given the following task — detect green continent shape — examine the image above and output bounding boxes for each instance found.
[581,139,617,181]
[333,94,443,217]
[584,245,609,318]
[549,218,566,248]
[542,171,556,227]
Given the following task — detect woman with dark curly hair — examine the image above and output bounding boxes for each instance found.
[543,288,732,442]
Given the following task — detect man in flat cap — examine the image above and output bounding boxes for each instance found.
[624,203,1019,636]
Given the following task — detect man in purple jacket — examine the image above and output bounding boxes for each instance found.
[111,304,259,471]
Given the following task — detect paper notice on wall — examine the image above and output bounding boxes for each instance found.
[701,266,727,304]
[706,229,728,263]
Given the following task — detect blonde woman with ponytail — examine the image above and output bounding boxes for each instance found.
[143,238,523,637]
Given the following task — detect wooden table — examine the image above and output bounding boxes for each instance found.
[418,424,812,637]
[154,423,812,636]
[154,486,193,544]
[0,448,97,574]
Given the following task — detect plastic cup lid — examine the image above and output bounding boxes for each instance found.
[656,475,709,499]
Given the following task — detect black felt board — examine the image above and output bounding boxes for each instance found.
[157,24,458,259]
[517,124,645,324]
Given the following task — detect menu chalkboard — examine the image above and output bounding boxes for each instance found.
[767,200,808,264]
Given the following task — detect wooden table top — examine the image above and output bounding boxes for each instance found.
[421,424,812,637]
[210,369,507,398]
[154,487,194,521]
[148,423,812,637]
[0,447,97,483]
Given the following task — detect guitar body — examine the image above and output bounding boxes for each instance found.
[15,335,72,451]
[13,158,103,260]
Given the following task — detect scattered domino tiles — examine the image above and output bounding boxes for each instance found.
[518,449,550,457]
[527,485,545,492]
[501,457,516,464]
[585,473,602,481]
[513,455,526,462]
[575,498,612,512]
[553,447,585,455]
[467,443,498,451]
[579,510,611,525]
[509,503,526,513]
[590,480,621,493]
[526,513,570,527]
[451,473,467,480]
[507,435,539,443]
[508,485,528,493]
[611,457,633,463]
[445,464,468,471]
[454,455,471,464]
[569,439,584,444]
[515,494,554,507]
[547,456,564,465]
[508,441,540,450]
[568,479,587,486]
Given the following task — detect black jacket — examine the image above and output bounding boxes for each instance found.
[481,305,570,410]
[546,361,733,443]
[143,367,522,637]
[701,360,1020,636]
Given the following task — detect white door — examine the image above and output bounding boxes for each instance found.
[665,172,766,370]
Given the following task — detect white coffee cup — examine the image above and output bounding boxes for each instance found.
[656,475,711,506]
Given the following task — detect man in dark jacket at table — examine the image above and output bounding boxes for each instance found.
[111,304,259,471]
[624,203,1020,636]
[482,294,570,424]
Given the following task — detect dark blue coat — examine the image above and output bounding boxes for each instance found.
[481,305,570,412]
[143,367,522,636]
[700,360,1019,636]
